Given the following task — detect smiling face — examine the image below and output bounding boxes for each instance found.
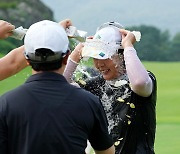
[93,54,125,80]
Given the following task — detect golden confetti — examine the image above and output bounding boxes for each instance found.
[130,103,135,108]
[128,120,131,125]
[117,97,125,103]
[114,141,120,146]
[125,115,131,118]
[78,79,86,85]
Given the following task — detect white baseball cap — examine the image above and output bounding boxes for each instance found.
[24,20,69,62]
[82,22,123,59]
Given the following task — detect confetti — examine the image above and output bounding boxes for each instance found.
[130,103,135,108]
[117,97,125,103]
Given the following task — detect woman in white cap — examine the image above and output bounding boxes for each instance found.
[64,21,157,154]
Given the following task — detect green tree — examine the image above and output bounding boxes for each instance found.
[127,25,171,61]
[169,32,180,61]
[0,40,16,54]
[0,37,23,54]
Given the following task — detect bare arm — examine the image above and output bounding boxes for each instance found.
[0,46,27,80]
[120,29,153,97]
[0,20,15,39]
[0,19,72,81]
[95,145,115,154]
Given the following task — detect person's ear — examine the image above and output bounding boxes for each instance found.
[62,50,71,65]
[26,59,30,66]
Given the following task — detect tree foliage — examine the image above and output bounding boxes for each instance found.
[0,37,23,54]
[169,32,180,61]
[127,25,180,61]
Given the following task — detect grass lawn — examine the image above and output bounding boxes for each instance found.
[0,60,180,153]
[155,123,180,154]
[144,62,180,153]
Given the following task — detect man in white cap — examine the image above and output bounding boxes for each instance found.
[64,21,157,154]
[0,20,115,154]
[0,19,71,81]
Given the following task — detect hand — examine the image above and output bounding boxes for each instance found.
[59,19,72,29]
[120,29,136,48]
[70,43,84,63]
[87,36,93,39]
[0,20,15,39]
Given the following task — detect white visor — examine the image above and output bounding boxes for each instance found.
[82,27,122,59]
[82,39,120,59]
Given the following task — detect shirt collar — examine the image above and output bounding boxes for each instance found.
[25,72,67,83]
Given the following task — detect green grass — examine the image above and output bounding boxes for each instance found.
[155,123,180,154]
[144,62,180,123]
[0,61,180,153]
[0,67,31,94]
[144,62,180,153]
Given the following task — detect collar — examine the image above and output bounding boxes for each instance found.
[25,72,67,83]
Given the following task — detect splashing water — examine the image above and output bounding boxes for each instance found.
[76,66,92,79]
[72,56,133,136]
[73,64,100,82]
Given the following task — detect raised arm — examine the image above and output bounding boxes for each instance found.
[0,20,28,80]
[0,20,15,39]
[0,46,27,81]
[120,29,153,97]
[63,43,84,83]
[0,19,73,81]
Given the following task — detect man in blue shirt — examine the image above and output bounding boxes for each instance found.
[0,20,115,154]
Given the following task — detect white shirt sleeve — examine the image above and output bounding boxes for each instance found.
[63,58,78,83]
[123,47,153,97]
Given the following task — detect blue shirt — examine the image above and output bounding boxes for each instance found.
[0,72,113,154]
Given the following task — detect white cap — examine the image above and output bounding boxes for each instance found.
[82,26,122,59]
[24,20,69,62]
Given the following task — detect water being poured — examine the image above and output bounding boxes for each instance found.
[72,54,132,135]
[73,63,100,82]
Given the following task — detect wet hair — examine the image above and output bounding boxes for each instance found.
[28,48,63,71]
[117,49,126,68]
[118,49,124,55]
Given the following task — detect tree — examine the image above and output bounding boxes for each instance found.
[127,25,171,61]
[0,40,16,54]
[169,32,180,61]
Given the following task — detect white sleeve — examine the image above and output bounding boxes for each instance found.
[123,47,153,97]
[63,58,78,83]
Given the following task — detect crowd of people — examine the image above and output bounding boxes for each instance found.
[0,19,157,154]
